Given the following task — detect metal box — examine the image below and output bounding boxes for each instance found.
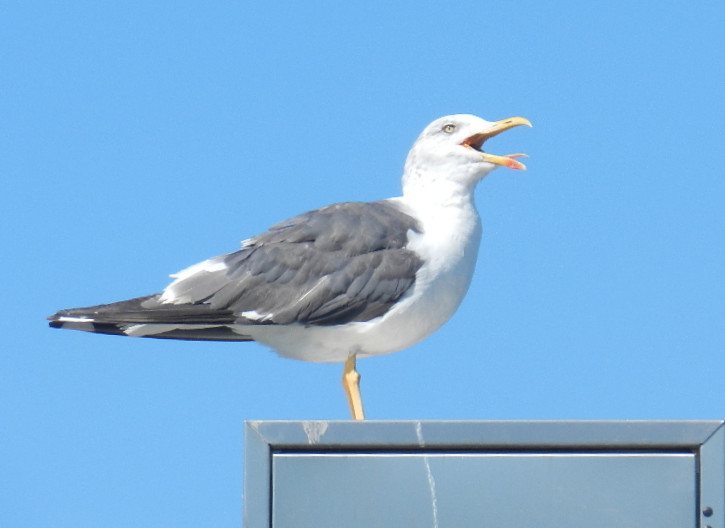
[244,421,724,528]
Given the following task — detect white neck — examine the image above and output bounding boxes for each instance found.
[402,165,481,210]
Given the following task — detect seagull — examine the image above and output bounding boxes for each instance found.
[48,114,531,420]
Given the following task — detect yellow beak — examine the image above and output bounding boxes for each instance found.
[461,116,532,171]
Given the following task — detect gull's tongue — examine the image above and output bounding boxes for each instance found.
[480,152,529,171]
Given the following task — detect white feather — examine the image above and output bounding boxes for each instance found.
[159,257,227,304]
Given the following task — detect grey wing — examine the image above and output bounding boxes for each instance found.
[157,200,424,326]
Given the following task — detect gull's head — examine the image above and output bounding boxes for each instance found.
[403,114,531,198]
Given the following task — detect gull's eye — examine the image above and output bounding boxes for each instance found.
[442,124,456,134]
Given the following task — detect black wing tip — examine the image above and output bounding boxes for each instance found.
[47,309,71,323]
[47,310,79,328]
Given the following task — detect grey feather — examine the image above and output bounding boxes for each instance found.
[166,200,424,326]
[48,200,424,338]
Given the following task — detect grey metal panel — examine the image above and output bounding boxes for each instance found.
[272,454,434,527]
[243,421,725,528]
[700,425,725,528]
[243,424,272,528]
[272,453,695,528]
[247,420,724,449]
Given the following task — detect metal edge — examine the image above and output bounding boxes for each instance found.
[243,422,273,528]
[247,420,725,450]
[700,423,725,528]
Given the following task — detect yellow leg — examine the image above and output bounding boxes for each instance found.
[342,355,365,420]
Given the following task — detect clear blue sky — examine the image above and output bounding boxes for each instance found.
[2,1,723,526]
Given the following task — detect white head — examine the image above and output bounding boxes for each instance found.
[402,114,531,204]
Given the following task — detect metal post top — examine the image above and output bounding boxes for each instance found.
[244,420,725,528]
[245,419,725,450]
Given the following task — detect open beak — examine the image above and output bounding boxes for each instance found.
[461,116,532,170]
